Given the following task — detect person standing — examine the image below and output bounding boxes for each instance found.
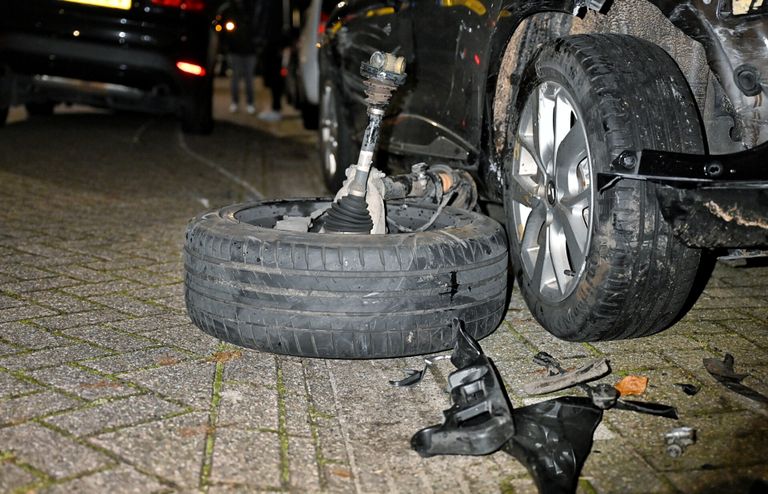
[253,0,289,122]
[219,0,258,114]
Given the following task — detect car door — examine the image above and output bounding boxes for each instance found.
[386,0,497,164]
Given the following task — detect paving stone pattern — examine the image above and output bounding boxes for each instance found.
[1,84,767,493]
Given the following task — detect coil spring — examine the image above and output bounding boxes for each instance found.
[364,78,398,107]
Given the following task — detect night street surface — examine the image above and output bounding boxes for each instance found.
[1,77,767,493]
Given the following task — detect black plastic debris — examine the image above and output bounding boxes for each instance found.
[704,353,768,405]
[503,397,603,494]
[389,355,452,388]
[531,353,678,419]
[411,319,515,456]
[674,383,701,396]
[406,320,681,494]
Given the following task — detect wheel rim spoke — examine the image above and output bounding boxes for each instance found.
[509,174,538,208]
[531,227,557,295]
[534,85,556,176]
[547,221,571,295]
[555,125,587,184]
[553,204,588,273]
[521,202,547,276]
[508,81,594,303]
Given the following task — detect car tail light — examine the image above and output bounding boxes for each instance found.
[176,61,206,76]
[317,12,329,34]
[151,0,205,11]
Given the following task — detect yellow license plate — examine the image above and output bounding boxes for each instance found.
[61,0,132,10]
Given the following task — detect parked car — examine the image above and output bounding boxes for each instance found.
[0,0,219,134]
[316,0,768,342]
[180,0,768,360]
[284,0,337,130]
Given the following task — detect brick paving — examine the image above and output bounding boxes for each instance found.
[1,80,767,493]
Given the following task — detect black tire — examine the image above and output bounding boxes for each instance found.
[184,199,508,359]
[319,78,355,192]
[25,101,55,116]
[181,77,214,135]
[502,34,704,341]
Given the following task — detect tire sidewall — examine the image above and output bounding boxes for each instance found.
[504,42,649,339]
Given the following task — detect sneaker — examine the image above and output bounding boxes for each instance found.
[257,109,282,122]
[246,104,256,115]
[228,103,238,113]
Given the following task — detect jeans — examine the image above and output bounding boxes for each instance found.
[228,53,257,105]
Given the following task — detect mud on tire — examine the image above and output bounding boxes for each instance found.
[503,34,705,341]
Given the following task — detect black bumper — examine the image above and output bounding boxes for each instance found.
[598,141,768,249]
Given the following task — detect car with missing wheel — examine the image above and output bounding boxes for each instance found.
[0,0,219,134]
[313,0,768,342]
[181,0,767,359]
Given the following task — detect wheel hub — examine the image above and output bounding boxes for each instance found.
[546,181,557,205]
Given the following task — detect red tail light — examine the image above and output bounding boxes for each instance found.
[152,0,205,11]
[317,12,329,34]
[176,61,206,76]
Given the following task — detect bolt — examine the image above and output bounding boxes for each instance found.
[619,152,637,170]
[706,162,723,177]
[411,163,428,176]
[370,51,386,69]
[666,444,683,458]
[734,64,762,97]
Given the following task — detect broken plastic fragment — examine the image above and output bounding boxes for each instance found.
[523,353,611,395]
[614,400,678,419]
[409,322,682,494]
[411,319,515,457]
[503,397,603,494]
[588,383,619,409]
[389,368,426,387]
[674,383,700,396]
[615,375,649,396]
[704,353,768,405]
[529,352,677,418]
[389,355,451,387]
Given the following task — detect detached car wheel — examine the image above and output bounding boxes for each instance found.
[503,34,704,341]
[319,79,355,192]
[184,199,508,358]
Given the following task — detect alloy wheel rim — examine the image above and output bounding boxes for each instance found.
[320,83,339,179]
[508,81,593,303]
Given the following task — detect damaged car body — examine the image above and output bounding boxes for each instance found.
[315,0,768,341]
[182,1,767,358]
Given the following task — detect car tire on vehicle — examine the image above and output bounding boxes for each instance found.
[184,199,509,358]
[319,78,355,192]
[25,101,56,116]
[181,77,213,135]
[503,34,704,341]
